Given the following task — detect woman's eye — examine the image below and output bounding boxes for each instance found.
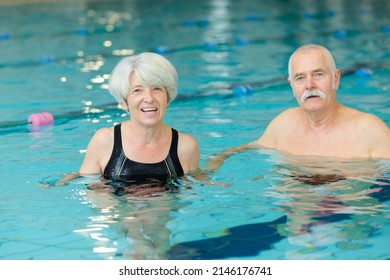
[153,87,163,92]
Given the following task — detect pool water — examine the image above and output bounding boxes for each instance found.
[0,0,389,260]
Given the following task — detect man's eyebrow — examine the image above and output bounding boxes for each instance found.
[293,72,305,78]
[294,69,324,77]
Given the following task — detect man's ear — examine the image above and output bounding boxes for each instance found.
[287,77,295,97]
[333,69,341,90]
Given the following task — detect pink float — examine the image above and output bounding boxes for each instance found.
[28,112,54,126]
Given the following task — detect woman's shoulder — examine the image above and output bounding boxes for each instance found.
[177,130,198,146]
[94,126,114,137]
[176,130,200,172]
[176,130,199,155]
[89,126,115,146]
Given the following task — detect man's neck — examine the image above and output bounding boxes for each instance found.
[302,103,341,131]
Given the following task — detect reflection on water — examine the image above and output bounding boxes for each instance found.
[81,176,190,259]
[254,153,389,259]
[80,153,390,260]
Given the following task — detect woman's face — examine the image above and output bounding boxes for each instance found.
[122,73,169,127]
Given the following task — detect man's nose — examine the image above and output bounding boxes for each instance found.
[305,75,315,89]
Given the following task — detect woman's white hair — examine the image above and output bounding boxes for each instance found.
[109,52,178,104]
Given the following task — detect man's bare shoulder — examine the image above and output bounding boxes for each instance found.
[347,108,389,130]
[344,108,390,158]
[361,112,390,135]
[364,113,390,158]
[267,107,301,127]
[256,107,300,147]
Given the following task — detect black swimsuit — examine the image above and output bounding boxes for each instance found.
[103,124,184,188]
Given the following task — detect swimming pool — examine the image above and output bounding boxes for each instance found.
[1,0,389,260]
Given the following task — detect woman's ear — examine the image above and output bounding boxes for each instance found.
[120,102,129,111]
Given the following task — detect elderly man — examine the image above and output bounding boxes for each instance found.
[256,44,390,158]
[208,44,390,172]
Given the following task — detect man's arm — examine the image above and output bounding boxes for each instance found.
[206,142,257,173]
[206,109,292,173]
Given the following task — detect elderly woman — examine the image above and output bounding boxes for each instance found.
[79,52,199,191]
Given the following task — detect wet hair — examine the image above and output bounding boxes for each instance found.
[108,52,178,104]
[288,44,337,79]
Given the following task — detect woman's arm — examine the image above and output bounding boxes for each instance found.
[178,133,200,174]
[79,127,113,175]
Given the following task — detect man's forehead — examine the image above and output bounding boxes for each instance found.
[291,51,327,72]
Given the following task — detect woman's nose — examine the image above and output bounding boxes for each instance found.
[142,88,153,101]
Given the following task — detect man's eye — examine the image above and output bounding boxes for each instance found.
[314,72,325,79]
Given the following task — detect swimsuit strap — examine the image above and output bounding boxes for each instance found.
[113,124,126,180]
[115,123,123,150]
[164,154,178,178]
[167,128,183,177]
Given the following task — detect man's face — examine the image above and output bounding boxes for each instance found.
[288,49,340,113]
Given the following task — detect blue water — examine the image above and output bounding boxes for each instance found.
[0,0,389,260]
